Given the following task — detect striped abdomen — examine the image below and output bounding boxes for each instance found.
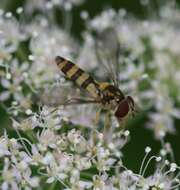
[55,56,100,98]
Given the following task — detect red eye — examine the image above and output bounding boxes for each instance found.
[115,99,129,119]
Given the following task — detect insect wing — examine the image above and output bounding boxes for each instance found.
[94,28,121,87]
[39,81,100,107]
[39,83,101,127]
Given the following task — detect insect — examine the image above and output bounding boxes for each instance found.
[55,55,136,127]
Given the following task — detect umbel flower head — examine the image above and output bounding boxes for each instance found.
[0,1,179,190]
[0,107,180,189]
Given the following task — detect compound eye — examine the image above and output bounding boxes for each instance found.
[115,99,130,119]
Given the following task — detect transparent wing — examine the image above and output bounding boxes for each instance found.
[48,97,101,116]
[37,82,101,127]
[38,82,100,107]
[94,28,122,87]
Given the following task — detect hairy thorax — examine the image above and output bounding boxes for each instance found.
[99,83,124,110]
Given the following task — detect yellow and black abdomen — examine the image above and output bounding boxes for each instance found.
[55,56,100,98]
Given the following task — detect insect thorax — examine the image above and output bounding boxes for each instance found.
[99,83,124,107]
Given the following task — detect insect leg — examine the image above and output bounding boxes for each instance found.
[93,107,102,126]
[118,116,129,128]
[90,107,102,146]
[103,111,112,143]
[47,98,100,115]
[119,119,126,128]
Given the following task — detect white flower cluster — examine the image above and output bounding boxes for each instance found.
[0,11,78,115]
[79,5,180,138]
[0,107,179,189]
[0,1,180,189]
[25,0,84,12]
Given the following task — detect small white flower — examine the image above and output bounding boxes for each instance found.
[41,152,54,165]
[145,146,151,153]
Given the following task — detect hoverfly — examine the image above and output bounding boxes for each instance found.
[52,28,138,130]
[55,55,136,127]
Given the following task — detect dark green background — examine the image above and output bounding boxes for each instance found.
[0,0,180,174]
